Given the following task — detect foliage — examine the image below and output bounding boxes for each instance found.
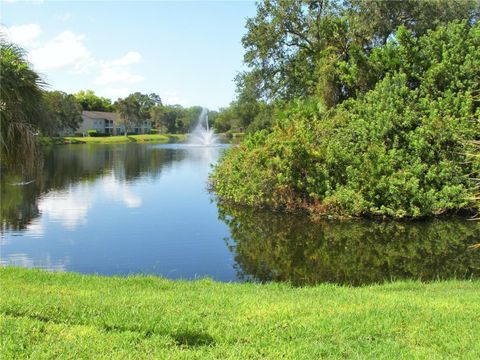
[0,39,47,173]
[150,105,202,134]
[42,91,82,136]
[129,92,162,120]
[74,90,113,111]
[2,267,480,358]
[209,100,275,133]
[223,0,479,132]
[473,140,480,215]
[211,22,480,218]
[115,94,143,135]
[239,0,479,107]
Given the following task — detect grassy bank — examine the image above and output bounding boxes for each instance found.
[1,268,479,359]
[40,134,187,145]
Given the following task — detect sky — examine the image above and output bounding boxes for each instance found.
[0,0,257,109]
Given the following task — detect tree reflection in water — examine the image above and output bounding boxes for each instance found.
[218,204,480,286]
[1,144,185,232]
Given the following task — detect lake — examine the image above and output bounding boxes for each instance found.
[1,143,479,285]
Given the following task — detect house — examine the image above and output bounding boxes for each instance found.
[61,111,152,136]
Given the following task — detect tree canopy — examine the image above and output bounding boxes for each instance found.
[74,90,113,112]
[150,105,203,134]
[42,91,82,136]
[115,94,143,135]
[239,0,479,107]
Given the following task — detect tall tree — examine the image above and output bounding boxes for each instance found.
[115,95,142,136]
[240,0,480,108]
[347,0,480,47]
[130,92,162,121]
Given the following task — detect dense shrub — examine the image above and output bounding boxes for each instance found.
[211,22,480,218]
[87,130,107,137]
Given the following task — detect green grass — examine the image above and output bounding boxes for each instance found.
[1,268,479,359]
[52,134,188,144]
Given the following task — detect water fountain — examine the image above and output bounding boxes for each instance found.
[188,108,218,146]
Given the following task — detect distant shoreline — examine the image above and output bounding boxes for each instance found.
[39,134,188,145]
[39,133,244,145]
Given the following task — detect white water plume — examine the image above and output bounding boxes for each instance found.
[188,108,218,146]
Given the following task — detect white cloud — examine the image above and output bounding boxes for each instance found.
[94,67,143,86]
[94,51,143,86]
[3,23,144,91]
[107,51,141,66]
[28,30,94,73]
[1,24,41,47]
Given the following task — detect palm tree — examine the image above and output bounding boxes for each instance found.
[0,39,47,172]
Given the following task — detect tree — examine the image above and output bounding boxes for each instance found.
[43,91,82,136]
[0,39,47,172]
[239,0,480,108]
[130,92,162,121]
[211,21,480,218]
[74,90,113,111]
[347,0,480,47]
[150,104,202,134]
[149,105,165,132]
[115,95,142,136]
[175,106,202,133]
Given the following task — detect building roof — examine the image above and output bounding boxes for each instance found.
[82,111,118,121]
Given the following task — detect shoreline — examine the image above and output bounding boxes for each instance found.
[39,134,188,145]
[39,133,244,145]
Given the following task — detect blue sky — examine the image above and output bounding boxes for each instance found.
[1,0,257,109]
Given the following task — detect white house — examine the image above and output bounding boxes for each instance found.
[61,111,152,136]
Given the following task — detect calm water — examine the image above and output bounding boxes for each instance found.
[1,143,479,285]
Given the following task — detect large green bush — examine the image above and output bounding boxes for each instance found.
[211,22,480,218]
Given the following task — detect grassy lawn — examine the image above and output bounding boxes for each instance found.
[42,134,188,144]
[1,268,479,359]
[66,134,187,144]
